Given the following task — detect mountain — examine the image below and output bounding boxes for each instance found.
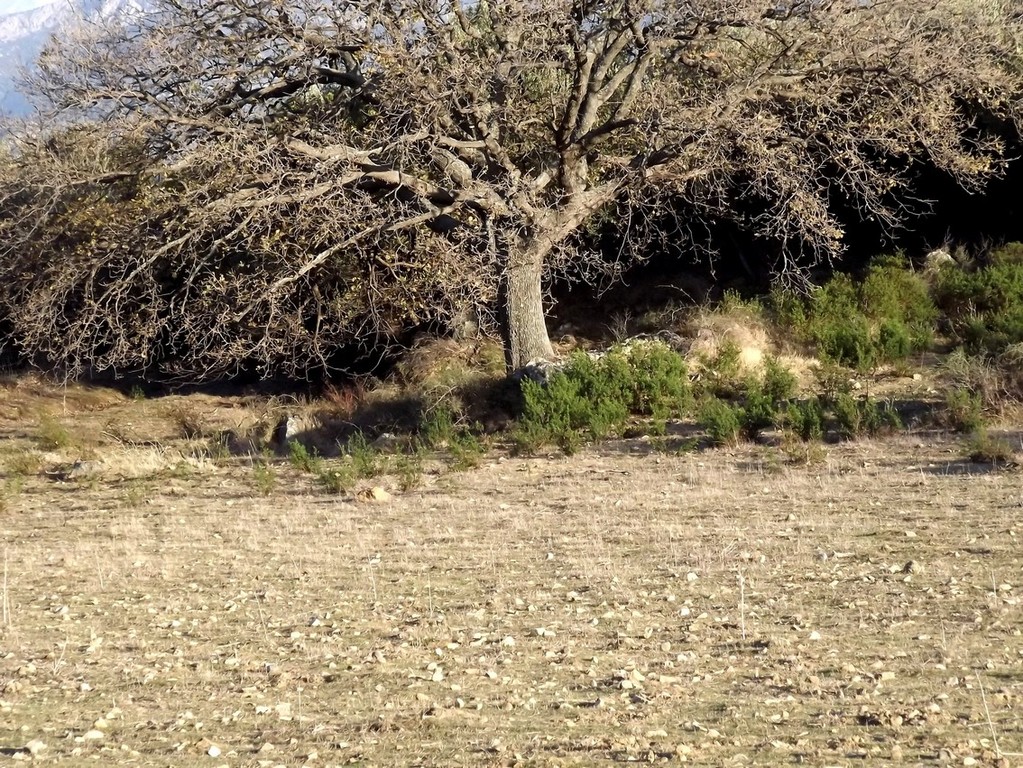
[0,0,140,117]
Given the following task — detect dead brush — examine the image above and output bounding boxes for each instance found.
[322,380,368,420]
[169,404,211,440]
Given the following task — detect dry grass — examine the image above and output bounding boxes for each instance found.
[1,382,1022,766]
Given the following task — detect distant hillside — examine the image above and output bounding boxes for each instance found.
[0,0,140,117]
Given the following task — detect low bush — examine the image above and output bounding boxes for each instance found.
[833,394,902,438]
[780,433,828,465]
[761,355,799,402]
[449,430,486,470]
[517,341,692,452]
[695,339,745,398]
[341,431,383,478]
[739,386,778,441]
[934,247,1023,354]
[774,257,936,369]
[288,441,322,473]
[419,404,457,448]
[698,398,742,447]
[36,414,75,450]
[784,398,825,441]
[316,463,356,494]
[252,461,277,496]
[393,448,425,491]
[965,429,1015,464]
[944,388,985,433]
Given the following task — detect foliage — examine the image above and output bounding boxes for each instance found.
[965,429,1016,464]
[934,246,1023,354]
[449,431,486,471]
[623,341,694,419]
[738,386,779,441]
[287,442,323,474]
[252,461,277,496]
[775,258,936,369]
[784,398,825,442]
[779,434,829,466]
[761,355,799,402]
[341,431,382,478]
[516,342,692,453]
[939,348,1023,412]
[696,340,745,398]
[833,395,902,439]
[35,414,73,450]
[419,405,458,449]
[393,448,425,492]
[811,362,856,402]
[698,398,743,447]
[944,388,985,433]
[316,463,356,494]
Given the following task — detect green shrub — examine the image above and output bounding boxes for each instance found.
[834,394,902,439]
[739,386,778,441]
[785,398,825,441]
[697,339,744,397]
[699,398,742,446]
[761,355,798,402]
[718,290,765,318]
[965,429,1015,464]
[778,258,936,369]
[419,404,457,448]
[988,241,1023,266]
[877,319,913,362]
[449,430,486,470]
[517,342,691,452]
[341,431,382,478]
[252,461,277,496]
[768,286,810,337]
[944,388,985,433]
[860,256,936,350]
[519,359,626,446]
[288,441,322,473]
[815,315,876,370]
[935,254,1023,354]
[316,463,356,494]
[394,448,425,492]
[623,342,693,417]
[812,362,855,402]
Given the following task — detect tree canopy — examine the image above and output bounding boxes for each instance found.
[1,0,1021,378]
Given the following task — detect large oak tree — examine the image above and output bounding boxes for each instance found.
[1,0,1021,376]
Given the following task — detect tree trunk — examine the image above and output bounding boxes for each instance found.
[502,241,554,371]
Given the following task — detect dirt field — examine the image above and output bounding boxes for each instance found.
[1,381,1022,766]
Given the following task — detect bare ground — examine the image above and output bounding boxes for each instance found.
[1,383,1022,766]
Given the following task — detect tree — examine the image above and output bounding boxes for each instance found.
[1,0,1021,377]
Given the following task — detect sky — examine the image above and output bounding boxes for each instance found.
[0,0,50,14]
